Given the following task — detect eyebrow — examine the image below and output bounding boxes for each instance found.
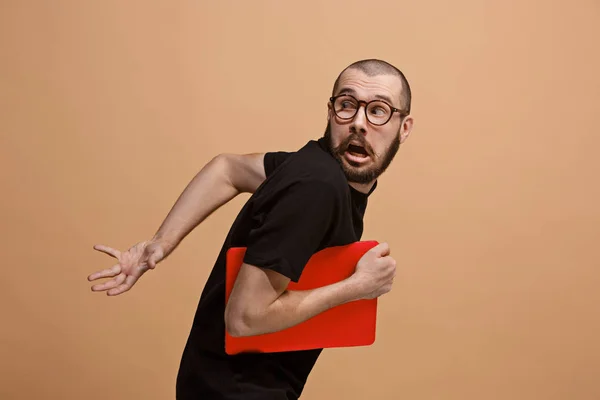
[337,87,395,107]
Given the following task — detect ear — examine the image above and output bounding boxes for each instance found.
[327,102,332,122]
[399,115,414,144]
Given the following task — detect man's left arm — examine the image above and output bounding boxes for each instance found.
[224,177,349,336]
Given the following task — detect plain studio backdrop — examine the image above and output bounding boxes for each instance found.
[1,1,599,399]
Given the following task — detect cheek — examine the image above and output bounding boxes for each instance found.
[329,123,346,145]
[372,130,396,155]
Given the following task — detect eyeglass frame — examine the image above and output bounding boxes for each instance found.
[329,94,408,126]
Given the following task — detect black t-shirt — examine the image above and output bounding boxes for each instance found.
[176,137,377,400]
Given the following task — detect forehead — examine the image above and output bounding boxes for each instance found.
[335,69,403,107]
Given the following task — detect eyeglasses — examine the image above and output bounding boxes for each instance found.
[329,94,407,126]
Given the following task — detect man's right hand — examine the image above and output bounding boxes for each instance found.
[86,152,267,297]
[87,240,168,296]
[350,242,397,300]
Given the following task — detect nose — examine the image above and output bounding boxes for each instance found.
[350,104,368,135]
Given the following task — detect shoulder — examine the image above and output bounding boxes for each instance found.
[264,151,294,177]
[272,140,348,192]
[254,140,349,204]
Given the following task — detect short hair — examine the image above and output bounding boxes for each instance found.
[332,59,412,114]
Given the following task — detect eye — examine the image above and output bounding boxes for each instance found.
[341,100,357,109]
[369,106,387,115]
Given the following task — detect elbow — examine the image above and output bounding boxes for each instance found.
[210,153,231,175]
[226,324,250,338]
[212,153,241,194]
[225,316,250,338]
[224,304,257,338]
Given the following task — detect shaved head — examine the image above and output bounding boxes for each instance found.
[332,59,412,114]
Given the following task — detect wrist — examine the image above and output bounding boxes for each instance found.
[150,234,178,256]
[338,276,364,303]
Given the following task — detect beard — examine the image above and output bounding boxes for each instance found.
[322,121,401,184]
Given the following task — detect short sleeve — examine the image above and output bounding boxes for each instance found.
[243,179,338,282]
[263,151,293,178]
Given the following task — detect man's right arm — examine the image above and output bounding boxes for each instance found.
[88,152,279,295]
[152,153,267,256]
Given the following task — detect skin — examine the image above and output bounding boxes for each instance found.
[88,68,411,338]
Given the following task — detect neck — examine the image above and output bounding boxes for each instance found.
[349,181,375,194]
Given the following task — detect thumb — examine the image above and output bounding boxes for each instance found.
[371,242,390,257]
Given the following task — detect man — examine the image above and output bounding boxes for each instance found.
[88,59,414,399]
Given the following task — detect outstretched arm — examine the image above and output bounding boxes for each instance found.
[153,153,267,253]
[87,153,267,296]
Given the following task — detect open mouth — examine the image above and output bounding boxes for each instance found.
[346,143,369,158]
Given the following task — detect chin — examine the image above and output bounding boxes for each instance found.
[340,160,381,184]
[322,123,397,184]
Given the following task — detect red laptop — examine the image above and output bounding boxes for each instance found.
[224,241,379,355]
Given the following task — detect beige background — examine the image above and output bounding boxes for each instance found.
[1,1,599,399]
